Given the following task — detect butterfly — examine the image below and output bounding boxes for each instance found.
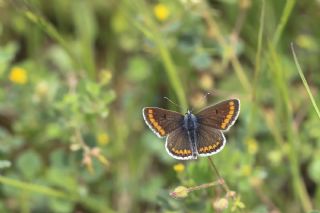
[142,99,240,160]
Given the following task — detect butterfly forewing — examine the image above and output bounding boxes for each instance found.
[142,107,184,138]
[196,99,240,131]
[165,127,194,160]
[196,125,225,156]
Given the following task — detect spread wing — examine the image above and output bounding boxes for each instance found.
[196,125,226,156]
[165,127,195,160]
[142,107,184,138]
[196,99,240,131]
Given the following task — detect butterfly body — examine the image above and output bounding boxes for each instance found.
[183,110,199,159]
[143,99,240,160]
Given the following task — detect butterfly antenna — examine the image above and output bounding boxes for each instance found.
[163,97,182,110]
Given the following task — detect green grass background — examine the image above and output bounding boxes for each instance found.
[0,0,320,212]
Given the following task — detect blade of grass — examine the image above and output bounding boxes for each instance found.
[0,176,76,200]
[291,43,320,120]
[24,11,80,69]
[268,44,313,212]
[253,0,265,100]
[272,0,296,46]
[246,0,265,140]
[128,0,187,111]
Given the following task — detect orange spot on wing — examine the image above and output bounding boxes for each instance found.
[148,113,154,119]
[148,109,153,113]
[230,106,235,110]
[229,101,234,106]
[229,110,234,115]
[226,114,232,119]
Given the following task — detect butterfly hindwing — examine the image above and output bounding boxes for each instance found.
[165,127,194,160]
[196,124,225,156]
[196,99,240,131]
[142,107,184,138]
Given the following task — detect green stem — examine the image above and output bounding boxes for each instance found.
[24,11,81,71]
[129,0,187,111]
[268,45,312,212]
[253,0,265,101]
[272,0,296,46]
[246,0,265,141]
[155,38,187,111]
[0,176,76,200]
[208,157,230,193]
[291,43,320,120]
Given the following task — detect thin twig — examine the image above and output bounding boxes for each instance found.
[207,157,230,193]
[187,180,221,192]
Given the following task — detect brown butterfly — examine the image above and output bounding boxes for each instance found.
[142,99,240,160]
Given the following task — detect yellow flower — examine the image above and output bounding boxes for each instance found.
[173,163,185,173]
[246,138,258,155]
[9,67,28,84]
[241,165,252,176]
[96,133,109,145]
[153,3,170,21]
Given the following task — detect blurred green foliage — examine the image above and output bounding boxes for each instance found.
[0,0,320,212]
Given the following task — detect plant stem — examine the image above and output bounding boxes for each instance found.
[187,180,220,192]
[245,0,265,141]
[0,176,75,200]
[268,45,313,212]
[272,0,296,46]
[291,43,320,120]
[155,37,188,111]
[208,157,230,193]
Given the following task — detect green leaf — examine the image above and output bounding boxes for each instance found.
[308,157,320,183]
[102,90,116,105]
[46,168,77,192]
[0,42,19,75]
[49,198,74,213]
[126,56,151,82]
[191,52,212,70]
[16,150,43,179]
[85,81,100,97]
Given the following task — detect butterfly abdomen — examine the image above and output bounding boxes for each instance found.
[183,112,199,158]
